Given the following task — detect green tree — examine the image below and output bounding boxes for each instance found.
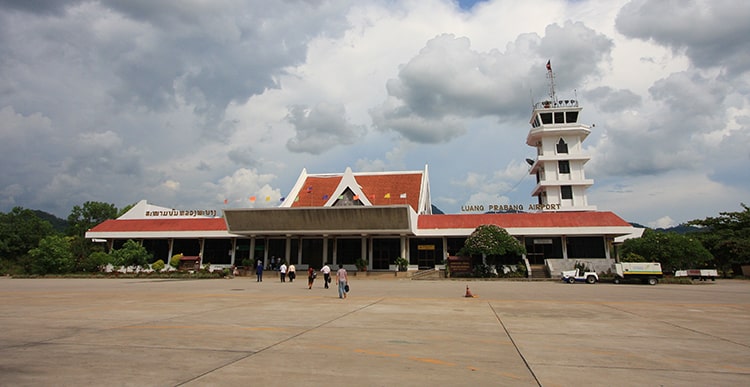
[460,224,526,267]
[116,202,136,218]
[79,251,112,272]
[0,207,54,263]
[28,235,75,275]
[110,239,152,268]
[687,204,750,276]
[67,201,118,262]
[621,229,712,271]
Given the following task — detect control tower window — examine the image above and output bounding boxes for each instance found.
[554,112,564,124]
[558,160,570,174]
[556,139,568,154]
[561,185,573,199]
[540,113,553,124]
[565,111,578,123]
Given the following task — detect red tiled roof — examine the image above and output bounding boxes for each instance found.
[418,211,631,229]
[291,172,422,211]
[87,211,631,235]
[291,176,343,207]
[88,218,227,233]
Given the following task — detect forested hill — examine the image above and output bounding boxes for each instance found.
[32,210,68,233]
[629,222,701,234]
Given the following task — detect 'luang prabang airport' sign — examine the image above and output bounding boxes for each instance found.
[460,203,562,212]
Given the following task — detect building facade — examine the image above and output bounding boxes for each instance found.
[86,67,643,277]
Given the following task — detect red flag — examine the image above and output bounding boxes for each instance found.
[546,60,551,71]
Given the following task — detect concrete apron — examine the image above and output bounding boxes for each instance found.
[0,277,748,386]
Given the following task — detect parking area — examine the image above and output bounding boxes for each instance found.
[0,277,748,386]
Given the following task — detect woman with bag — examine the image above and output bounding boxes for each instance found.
[336,264,348,299]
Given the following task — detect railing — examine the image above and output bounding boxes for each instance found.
[534,99,579,109]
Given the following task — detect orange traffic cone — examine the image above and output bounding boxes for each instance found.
[464,285,475,298]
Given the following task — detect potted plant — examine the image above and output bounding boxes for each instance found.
[395,257,409,272]
[355,258,368,272]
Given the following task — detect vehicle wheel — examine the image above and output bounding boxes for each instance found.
[586,275,596,284]
[613,277,621,284]
[647,277,658,286]
[567,277,576,284]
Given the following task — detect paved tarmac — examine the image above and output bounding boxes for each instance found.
[0,276,748,386]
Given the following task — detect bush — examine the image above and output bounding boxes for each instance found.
[472,263,494,278]
[28,235,75,275]
[151,259,166,271]
[0,258,24,275]
[621,252,646,262]
[497,262,527,278]
[79,251,111,272]
[170,254,183,268]
[110,239,152,267]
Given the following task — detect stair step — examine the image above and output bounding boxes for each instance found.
[529,264,548,279]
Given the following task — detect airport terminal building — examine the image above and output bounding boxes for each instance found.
[86,68,642,277]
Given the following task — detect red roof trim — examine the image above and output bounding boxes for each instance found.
[417,211,631,229]
[87,211,630,234]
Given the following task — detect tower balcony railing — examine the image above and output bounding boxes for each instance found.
[534,99,579,109]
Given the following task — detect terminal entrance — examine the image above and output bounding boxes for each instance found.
[525,237,563,264]
[409,238,443,269]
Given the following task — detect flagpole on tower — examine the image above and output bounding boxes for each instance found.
[546,60,558,105]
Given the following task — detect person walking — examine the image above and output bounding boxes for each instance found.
[307,266,316,289]
[288,264,296,282]
[279,262,287,282]
[256,260,263,282]
[336,264,348,299]
[320,263,331,289]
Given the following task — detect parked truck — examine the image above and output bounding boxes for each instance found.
[613,262,663,285]
[675,269,718,281]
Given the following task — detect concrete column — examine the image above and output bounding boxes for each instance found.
[167,239,174,262]
[297,238,302,265]
[285,237,291,264]
[230,238,237,266]
[332,237,338,265]
[361,235,368,269]
[249,238,256,266]
[199,239,205,266]
[400,236,408,264]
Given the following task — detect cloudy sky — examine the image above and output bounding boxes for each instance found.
[1,0,748,228]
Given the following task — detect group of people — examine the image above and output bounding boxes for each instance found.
[244,259,349,298]
[313,263,348,298]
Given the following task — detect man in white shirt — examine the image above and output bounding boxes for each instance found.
[279,262,287,282]
[320,263,331,289]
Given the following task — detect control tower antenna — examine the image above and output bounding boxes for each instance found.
[546,60,558,105]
